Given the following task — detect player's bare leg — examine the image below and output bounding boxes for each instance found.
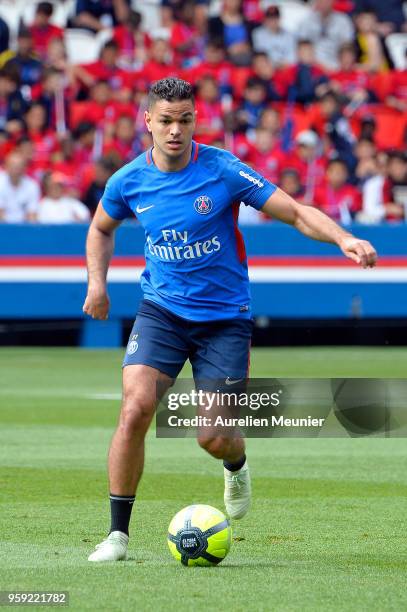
[88,365,172,562]
[109,365,172,494]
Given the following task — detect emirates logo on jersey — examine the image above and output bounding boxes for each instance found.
[194,195,213,215]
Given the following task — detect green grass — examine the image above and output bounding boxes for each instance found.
[0,348,406,611]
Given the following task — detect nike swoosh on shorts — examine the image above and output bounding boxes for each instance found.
[225,377,244,385]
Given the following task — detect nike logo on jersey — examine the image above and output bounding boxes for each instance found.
[136,204,155,213]
[225,377,244,385]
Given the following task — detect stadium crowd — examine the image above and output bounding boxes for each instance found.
[0,0,405,225]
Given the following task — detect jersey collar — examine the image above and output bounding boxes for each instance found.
[146,141,199,166]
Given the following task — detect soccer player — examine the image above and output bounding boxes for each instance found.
[84,77,377,562]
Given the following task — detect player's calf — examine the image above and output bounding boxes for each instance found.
[197,434,235,459]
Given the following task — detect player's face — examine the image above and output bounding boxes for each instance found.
[145,99,196,160]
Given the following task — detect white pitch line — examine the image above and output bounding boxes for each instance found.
[0,388,121,399]
[86,393,121,400]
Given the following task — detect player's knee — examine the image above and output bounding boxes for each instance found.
[197,435,229,459]
[119,393,154,438]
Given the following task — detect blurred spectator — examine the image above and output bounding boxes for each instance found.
[247,126,286,183]
[35,68,69,133]
[244,0,264,23]
[14,136,44,183]
[358,114,376,140]
[103,115,142,162]
[252,5,297,68]
[71,80,113,129]
[313,158,362,222]
[83,155,121,215]
[113,10,151,68]
[187,41,233,96]
[251,53,283,102]
[318,91,357,171]
[0,16,9,54]
[72,121,97,167]
[227,127,253,161]
[358,156,387,223]
[258,107,281,135]
[383,151,407,219]
[0,152,40,222]
[28,2,64,61]
[74,40,130,95]
[235,76,267,131]
[284,130,327,202]
[37,171,90,223]
[208,0,253,66]
[385,63,407,112]
[194,76,224,144]
[45,37,71,74]
[353,0,406,34]
[280,168,304,201]
[51,136,83,196]
[353,11,389,72]
[0,68,28,131]
[280,40,329,104]
[24,102,59,173]
[170,0,205,68]
[329,42,375,104]
[72,0,130,32]
[42,38,78,105]
[161,0,209,33]
[1,28,42,90]
[298,0,354,70]
[354,137,377,185]
[138,38,178,84]
[359,150,406,222]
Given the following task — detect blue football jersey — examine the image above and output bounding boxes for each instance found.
[102,141,277,321]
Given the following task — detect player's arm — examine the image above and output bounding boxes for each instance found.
[83,203,122,320]
[261,188,377,268]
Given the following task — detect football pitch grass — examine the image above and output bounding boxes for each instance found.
[0,347,406,611]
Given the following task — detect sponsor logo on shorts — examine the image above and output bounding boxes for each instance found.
[239,170,264,188]
[127,334,139,355]
[194,195,213,215]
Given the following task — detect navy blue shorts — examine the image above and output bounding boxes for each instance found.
[123,299,253,383]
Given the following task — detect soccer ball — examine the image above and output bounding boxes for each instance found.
[167,504,232,566]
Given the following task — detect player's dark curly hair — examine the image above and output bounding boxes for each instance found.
[148,77,194,109]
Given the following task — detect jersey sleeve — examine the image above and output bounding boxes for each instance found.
[219,150,277,210]
[101,171,131,220]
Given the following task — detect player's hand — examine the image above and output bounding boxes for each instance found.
[339,236,378,268]
[82,288,110,320]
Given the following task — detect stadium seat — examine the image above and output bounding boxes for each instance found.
[96,28,114,51]
[64,28,100,64]
[131,0,161,31]
[0,1,22,36]
[369,72,393,102]
[386,33,407,70]
[350,107,407,149]
[373,110,407,149]
[276,1,312,34]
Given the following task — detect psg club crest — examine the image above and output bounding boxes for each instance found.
[127,334,138,355]
[194,195,213,215]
